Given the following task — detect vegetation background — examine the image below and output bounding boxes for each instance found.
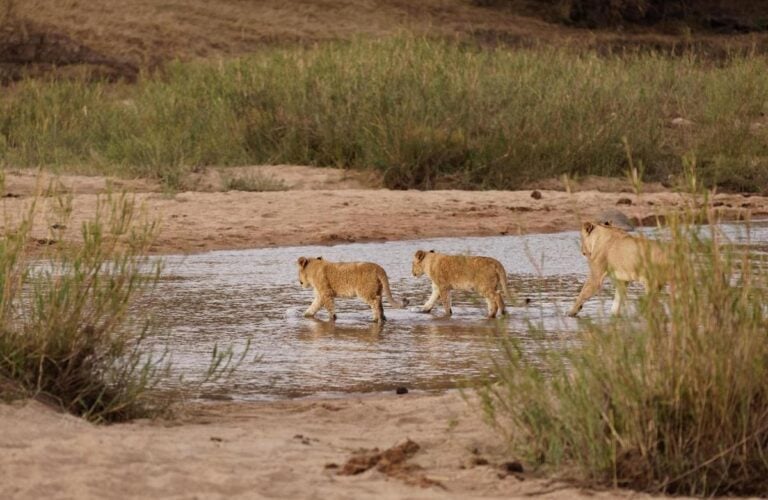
[1,0,767,192]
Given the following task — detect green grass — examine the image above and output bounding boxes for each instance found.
[1,37,768,191]
[479,180,768,494]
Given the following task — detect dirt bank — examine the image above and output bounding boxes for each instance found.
[3,167,767,255]
[0,390,671,500]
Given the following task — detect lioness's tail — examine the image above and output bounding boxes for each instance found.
[378,271,409,309]
[496,263,512,300]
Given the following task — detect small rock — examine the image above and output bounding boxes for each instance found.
[597,208,634,231]
[395,387,408,395]
[530,190,542,200]
[616,197,633,206]
[199,392,233,401]
[501,461,524,473]
[671,117,694,127]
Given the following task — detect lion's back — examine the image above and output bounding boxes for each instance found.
[429,254,503,290]
[322,261,383,297]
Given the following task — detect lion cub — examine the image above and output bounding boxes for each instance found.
[297,257,408,323]
[568,221,668,317]
[411,250,510,318]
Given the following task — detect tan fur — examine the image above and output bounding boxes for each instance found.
[297,257,407,323]
[568,221,668,317]
[411,250,510,318]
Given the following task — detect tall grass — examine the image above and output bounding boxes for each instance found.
[0,175,169,421]
[1,37,768,190]
[480,183,768,494]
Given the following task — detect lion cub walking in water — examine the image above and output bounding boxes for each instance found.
[568,221,668,317]
[411,250,511,318]
[297,257,408,323]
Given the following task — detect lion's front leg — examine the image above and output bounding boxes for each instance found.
[568,270,606,317]
[304,294,323,318]
[420,282,440,313]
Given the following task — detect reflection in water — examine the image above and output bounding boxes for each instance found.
[148,221,768,400]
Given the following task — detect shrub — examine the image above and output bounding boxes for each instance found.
[0,176,167,422]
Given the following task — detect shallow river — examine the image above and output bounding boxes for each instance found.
[152,221,768,400]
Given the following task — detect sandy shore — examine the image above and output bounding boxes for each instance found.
[3,167,767,255]
[0,166,757,498]
[0,391,671,500]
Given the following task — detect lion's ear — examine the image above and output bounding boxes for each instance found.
[298,257,309,268]
[583,222,595,235]
[415,250,426,261]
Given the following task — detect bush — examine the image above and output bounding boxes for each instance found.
[480,175,768,494]
[0,176,167,422]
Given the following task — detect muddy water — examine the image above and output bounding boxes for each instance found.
[152,222,768,400]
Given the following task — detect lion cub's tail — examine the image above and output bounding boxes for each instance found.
[378,271,409,309]
[496,263,512,300]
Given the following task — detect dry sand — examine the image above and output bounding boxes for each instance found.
[0,391,671,500]
[0,166,760,499]
[3,166,767,255]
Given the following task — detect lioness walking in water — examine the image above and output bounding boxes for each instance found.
[568,221,668,317]
[411,250,511,318]
[297,257,408,323]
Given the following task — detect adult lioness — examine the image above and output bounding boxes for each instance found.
[411,250,510,318]
[568,221,667,317]
[297,257,407,323]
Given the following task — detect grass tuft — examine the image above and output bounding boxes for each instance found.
[0,174,168,422]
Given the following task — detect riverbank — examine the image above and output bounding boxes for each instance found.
[3,168,767,255]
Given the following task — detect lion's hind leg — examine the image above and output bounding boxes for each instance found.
[610,281,627,316]
[496,290,507,317]
[365,295,385,323]
[321,296,337,320]
[439,287,453,318]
